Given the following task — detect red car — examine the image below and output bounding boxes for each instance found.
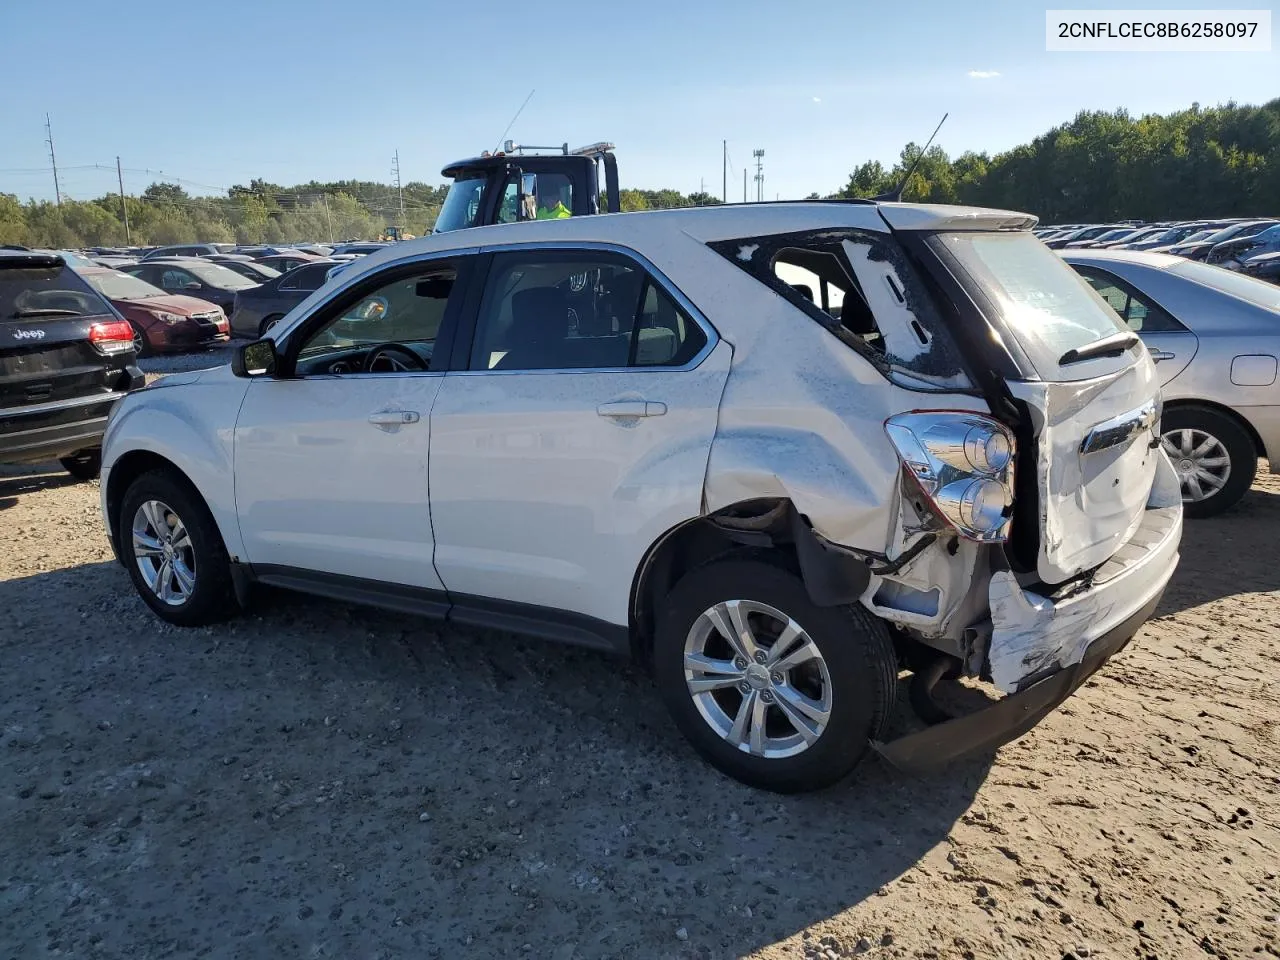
[78,267,230,356]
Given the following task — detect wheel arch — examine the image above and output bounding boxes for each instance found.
[628,498,873,666]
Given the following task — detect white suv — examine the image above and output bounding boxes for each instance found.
[99,202,1182,792]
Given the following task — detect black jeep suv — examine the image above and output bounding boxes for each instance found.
[1,251,143,480]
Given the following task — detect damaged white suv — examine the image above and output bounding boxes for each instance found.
[100,202,1182,792]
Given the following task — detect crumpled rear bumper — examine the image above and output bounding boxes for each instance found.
[873,491,1181,774]
[873,585,1161,773]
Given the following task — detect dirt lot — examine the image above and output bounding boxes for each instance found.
[1,351,1278,959]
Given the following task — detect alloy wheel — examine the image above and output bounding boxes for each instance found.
[683,599,832,759]
[1161,428,1231,503]
[131,499,197,605]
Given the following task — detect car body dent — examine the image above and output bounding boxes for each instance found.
[1005,356,1161,585]
[100,364,249,560]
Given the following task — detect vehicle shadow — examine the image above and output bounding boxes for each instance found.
[0,463,80,509]
[1156,481,1280,617]
[0,562,990,959]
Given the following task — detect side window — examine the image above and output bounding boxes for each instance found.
[279,264,323,291]
[468,253,705,372]
[1078,269,1185,333]
[160,269,194,291]
[294,266,459,374]
[496,178,520,224]
[533,174,574,220]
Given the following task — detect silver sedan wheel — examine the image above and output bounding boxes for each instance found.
[131,499,196,606]
[683,600,832,760]
[1162,428,1231,503]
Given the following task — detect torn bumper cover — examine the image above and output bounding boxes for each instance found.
[874,500,1181,774]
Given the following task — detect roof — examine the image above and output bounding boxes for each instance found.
[323,200,1036,290]
[1060,248,1188,270]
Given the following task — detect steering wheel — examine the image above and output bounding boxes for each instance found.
[363,343,428,373]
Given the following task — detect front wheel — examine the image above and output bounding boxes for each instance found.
[59,449,101,481]
[118,469,238,626]
[654,557,897,793]
[1160,406,1256,518]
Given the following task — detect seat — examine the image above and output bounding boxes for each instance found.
[494,287,570,370]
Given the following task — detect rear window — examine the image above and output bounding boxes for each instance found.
[1,262,113,319]
[931,232,1131,379]
[1170,259,1280,312]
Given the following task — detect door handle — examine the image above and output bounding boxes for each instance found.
[597,401,666,418]
[368,410,420,426]
[1149,350,1175,362]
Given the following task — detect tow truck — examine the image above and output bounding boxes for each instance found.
[433,140,620,233]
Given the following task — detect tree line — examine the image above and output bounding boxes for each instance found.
[2,98,1276,249]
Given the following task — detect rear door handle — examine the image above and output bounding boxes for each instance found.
[597,400,667,418]
[1149,350,1175,362]
[368,410,420,426]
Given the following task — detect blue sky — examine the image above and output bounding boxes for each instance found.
[0,0,1274,203]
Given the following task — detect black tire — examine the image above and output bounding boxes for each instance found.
[1161,406,1256,519]
[654,557,897,793]
[259,314,284,338]
[118,468,238,626]
[129,320,154,358]
[59,449,102,481]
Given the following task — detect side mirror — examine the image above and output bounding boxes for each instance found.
[231,338,278,378]
[518,172,537,221]
[184,281,202,290]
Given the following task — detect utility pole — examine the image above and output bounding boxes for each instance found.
[753,149,765,203]
[722,140,727,204]
[321,193,334,244]
[392,150,405,224]
[116,156,130,243]
[743,169,747,203]
[45,114,61,207]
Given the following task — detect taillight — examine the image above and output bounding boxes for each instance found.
[88,320,136,356]
[885,412,1016,542]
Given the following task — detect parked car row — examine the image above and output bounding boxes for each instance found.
[1037,217,1280,279]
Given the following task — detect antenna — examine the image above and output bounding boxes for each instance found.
[494,89,536,154]
[45,113,61,207]
[874,112,948,202]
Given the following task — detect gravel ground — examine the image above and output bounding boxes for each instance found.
[1,361,1278,959]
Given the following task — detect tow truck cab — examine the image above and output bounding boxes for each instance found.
[434,141,620,233]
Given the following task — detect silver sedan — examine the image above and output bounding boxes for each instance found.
[1062,249,1280,517]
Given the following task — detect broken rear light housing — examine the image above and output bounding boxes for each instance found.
[885,412,1015,542]
[88,320,136,356]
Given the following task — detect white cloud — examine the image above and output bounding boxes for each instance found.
[812,96,821,103]
[967,70,1001,79]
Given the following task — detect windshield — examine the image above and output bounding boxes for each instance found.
[183,261,257,289]
[84,270,165,300]
[434,175,487,233]
[1170,260,1280,311]
[933,231,1131,380]
[1203,221,1273,244]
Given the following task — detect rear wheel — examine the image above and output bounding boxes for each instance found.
[259,314,284,338]
[118,469,238,626]
[654,557,897,793]
[1160,406,1256,518]
[59,449,101,481]
[129,321,154,358]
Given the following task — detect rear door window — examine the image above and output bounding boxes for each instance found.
[467,251,706,372]
[1073,266,1186,333]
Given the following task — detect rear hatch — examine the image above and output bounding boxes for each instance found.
[885,210,1164,586]
[0,254,129,411]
